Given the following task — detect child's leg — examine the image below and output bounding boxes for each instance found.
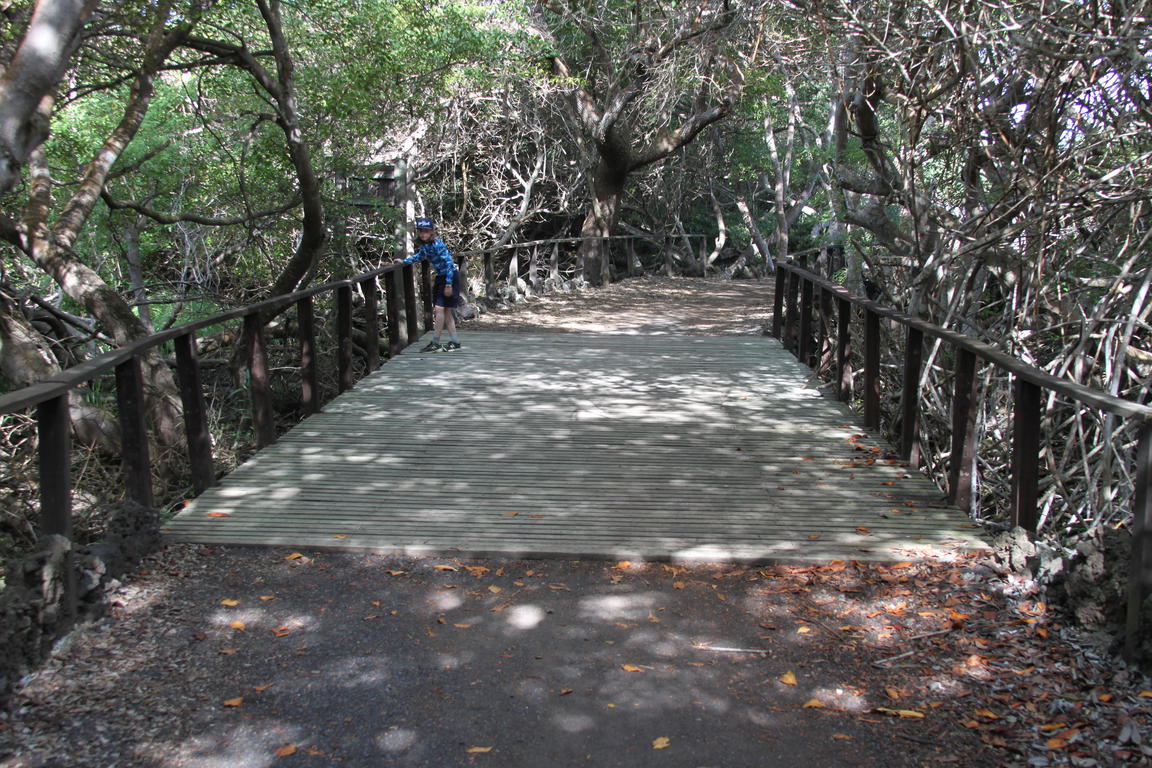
[443,306,457,337]
[433,306,445,340]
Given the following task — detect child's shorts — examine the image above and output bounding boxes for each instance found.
[433,275,462,308]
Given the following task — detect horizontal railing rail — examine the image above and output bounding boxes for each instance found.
[773,259,1152,658]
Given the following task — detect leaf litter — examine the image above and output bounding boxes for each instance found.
[2,545,1151,767]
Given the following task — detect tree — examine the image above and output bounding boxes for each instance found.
[809,0,1152,535]
[3,0,217,446]
[534,0,755,284]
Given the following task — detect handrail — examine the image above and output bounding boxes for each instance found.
[2,258,435,550]
[772,259,1152,659]
[779,263,1152,421]
[0,263,394,415]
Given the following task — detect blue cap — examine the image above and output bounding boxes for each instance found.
[415,217,435,230]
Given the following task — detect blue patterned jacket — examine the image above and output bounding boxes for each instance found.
[402,238,457,286]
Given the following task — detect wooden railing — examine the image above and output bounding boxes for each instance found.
[0,259,436,543]
[773,260,1152,657]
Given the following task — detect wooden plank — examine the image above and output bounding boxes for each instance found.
[165,330,987,563]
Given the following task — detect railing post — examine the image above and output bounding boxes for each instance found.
[245,314,276,448]
[627,237,639,277]
[361,276,380,372]
[1011,377,1042,531]
[798,275,814,366]
[296,295,319,416]
[337,285,354,393]
[384,268,405,358]
[457,254,470,308]
[550,243,560,284]
[784,266,800,354]
[836,297,851,401]
[772,265,786,339]
[900,326,924,465]
[509,246,520,289]
[174,331,215,493]
[863,309,881,429]
[37,394,71,538]
[948,348,979,510]
[817,287,833,369]
[1126,421,1152,660]
[36,392,75,625]
[114,357,153,508]
[403,262,419,344]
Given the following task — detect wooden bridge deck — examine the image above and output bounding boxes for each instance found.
[163,331,987,562]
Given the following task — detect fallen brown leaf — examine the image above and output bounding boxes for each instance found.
[869,707,925,719]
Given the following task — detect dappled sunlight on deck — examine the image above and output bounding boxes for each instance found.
[164,331,986,562]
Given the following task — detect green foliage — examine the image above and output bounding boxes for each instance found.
[25,0,536,311]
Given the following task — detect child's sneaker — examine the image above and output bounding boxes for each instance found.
[420,341,443,353]
[443,341,462,351]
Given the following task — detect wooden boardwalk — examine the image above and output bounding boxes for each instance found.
[163,331,987,562]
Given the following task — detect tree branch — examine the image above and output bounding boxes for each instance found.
[101,190,301,225]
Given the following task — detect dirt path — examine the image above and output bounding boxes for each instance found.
[463,275,774,336]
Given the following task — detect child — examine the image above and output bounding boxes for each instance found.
[396,217,462,352]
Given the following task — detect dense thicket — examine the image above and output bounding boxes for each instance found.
[1,0,1150,577]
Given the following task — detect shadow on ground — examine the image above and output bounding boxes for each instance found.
[0,547,997,768]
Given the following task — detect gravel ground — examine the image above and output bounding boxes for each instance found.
[1,546,1003,768]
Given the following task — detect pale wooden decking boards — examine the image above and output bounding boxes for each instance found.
[163,330,987,563]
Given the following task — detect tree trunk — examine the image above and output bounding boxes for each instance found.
[706,186,728,271]
[579,159,626,286]
[15,3,208,449]
[258,0,327,298]
[185,0,327,299]
[736,196,774,271]
[0,0,98,195]
[120,216,153,332]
